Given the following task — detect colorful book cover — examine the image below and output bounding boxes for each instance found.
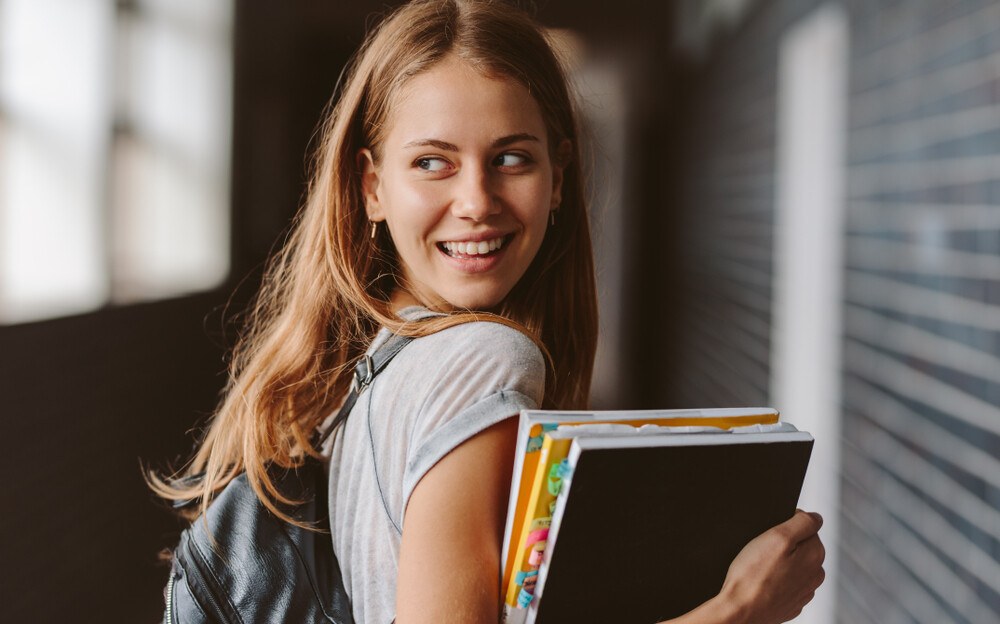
[504,433,573,608]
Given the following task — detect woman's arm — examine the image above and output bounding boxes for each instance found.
[396,418,825,624]
[396,417,518,624]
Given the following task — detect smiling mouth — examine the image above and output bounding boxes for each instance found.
[438,235,509,258]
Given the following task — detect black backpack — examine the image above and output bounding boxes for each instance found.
[163,334,413,623]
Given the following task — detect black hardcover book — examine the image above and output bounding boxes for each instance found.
[529,431,813,624]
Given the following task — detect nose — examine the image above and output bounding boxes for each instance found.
[451,165,499,222]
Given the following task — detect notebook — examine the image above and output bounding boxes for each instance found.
[521,426,813,624]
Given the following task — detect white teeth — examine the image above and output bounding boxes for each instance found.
[442,236,505,256]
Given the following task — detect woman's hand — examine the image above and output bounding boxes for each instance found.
[720,509,826,623]
[665,509,825,624]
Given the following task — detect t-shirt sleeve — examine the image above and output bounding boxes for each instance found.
[398,321,545,513]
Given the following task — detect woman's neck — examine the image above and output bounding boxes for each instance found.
[389,287,502,316]
[390,288,459,315]
[389,288,424,314]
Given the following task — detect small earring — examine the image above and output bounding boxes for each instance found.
[370,220,378,239]
[549,211,556,226]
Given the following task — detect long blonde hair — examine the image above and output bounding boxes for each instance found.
[150,0,598,522]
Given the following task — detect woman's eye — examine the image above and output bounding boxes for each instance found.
[415,157,450,172]
[494,153,530,168]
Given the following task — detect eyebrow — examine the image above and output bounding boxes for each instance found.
[402,138,459,151]
[401,133,540,151]
[492,133,540,148]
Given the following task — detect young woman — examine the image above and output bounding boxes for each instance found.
[154,1,825,623]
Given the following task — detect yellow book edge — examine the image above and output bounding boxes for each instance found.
[501,423,548,604]
[504,435,572,607]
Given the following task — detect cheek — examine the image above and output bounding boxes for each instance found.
[382,180,447,229]
[511,177,554,223]
[401,182,445,207]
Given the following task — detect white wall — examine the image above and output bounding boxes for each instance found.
[771,5,849,623]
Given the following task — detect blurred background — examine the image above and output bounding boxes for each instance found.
[1,0,998,622]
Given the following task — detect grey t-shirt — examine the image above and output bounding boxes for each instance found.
[325,307,545,624]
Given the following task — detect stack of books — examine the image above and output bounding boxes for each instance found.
[499,408,813,624]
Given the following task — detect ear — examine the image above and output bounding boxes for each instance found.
[549,139,572,211]
[358,148,385,221]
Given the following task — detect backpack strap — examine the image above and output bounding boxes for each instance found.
[316,333,414,448]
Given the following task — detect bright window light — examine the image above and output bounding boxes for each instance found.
[0,0,113,323]
[0,0,233,324]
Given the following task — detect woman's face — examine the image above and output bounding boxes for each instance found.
[360,55,564,311]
